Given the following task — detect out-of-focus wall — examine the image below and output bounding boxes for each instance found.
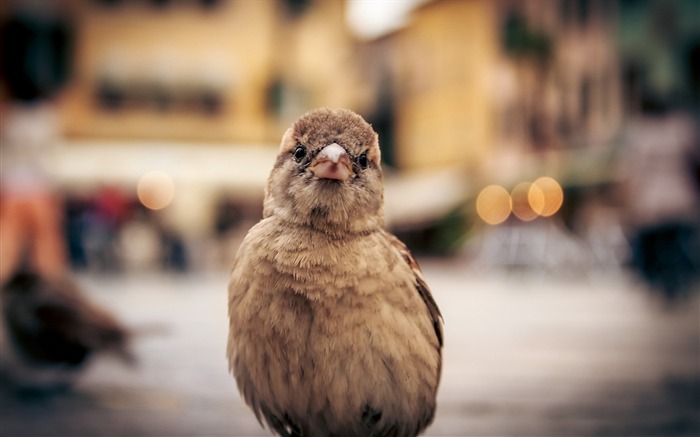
[62,1,277,142]
[58,0,371,144]
[368,0,622,175]
[392,0,498,172]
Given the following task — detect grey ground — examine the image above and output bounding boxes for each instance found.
[1,259,698,436]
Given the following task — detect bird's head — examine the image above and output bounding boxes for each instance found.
[264,108,384,235]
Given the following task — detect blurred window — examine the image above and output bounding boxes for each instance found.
[151,84,172,112]
[580,76,591,125]
[501,11,551,60]
[93,0,123,6]
[282,0,310,17]
[577,0,591,27]
[199,0,221,9]
[95,79,126,110]
[502,11,527,55]
[150,0,171,8]
[199,89,224,116]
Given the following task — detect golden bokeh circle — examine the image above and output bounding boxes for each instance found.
[511,182,540,221]
[476,185,512,225]
[137,170,175,210]
[532,176,563,217]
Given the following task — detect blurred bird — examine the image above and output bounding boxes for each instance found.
[228,108,443,437]
[0,271,132,391]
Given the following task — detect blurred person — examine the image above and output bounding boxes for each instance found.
[620,93,700,300]
[80,186,133,273]
[0,103,66,284]
[159,224,188,272]
[64,193,91,270]
[0,0,73,285]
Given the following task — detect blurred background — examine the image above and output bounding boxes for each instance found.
[0,0,698,436]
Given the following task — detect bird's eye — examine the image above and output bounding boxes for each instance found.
[293,145,307,162]
[358,153,368,169]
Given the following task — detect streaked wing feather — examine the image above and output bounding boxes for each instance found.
[383,230,443,347]
[260,404,302,437]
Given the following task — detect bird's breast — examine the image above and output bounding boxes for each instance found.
[263,228,396,300]
[228,220,440,430]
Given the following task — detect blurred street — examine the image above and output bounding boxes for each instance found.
[2,260,698,437]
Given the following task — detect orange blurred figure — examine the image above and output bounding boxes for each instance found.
[0,2,73,284]
[0,103,67,284]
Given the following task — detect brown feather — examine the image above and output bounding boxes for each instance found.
[1,271,132,389]
[228,108,443,437]
[382,229,444,348]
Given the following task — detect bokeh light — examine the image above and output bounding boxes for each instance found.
[527,182,546,216]
[476,185,511,225]
[137,170,175,210]
[511,182,540,222]
[531,176,564,217]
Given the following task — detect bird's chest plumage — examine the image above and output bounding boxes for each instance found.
[228,221,439,433]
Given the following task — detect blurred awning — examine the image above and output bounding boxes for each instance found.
[384,167,469,230]
[50,140,278,199]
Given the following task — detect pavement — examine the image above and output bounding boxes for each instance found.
[1,259,699,437]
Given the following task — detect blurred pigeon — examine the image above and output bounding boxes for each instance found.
[228,108,443,437]
[0,271,132,391]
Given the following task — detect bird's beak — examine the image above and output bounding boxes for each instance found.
[309,143,352,181]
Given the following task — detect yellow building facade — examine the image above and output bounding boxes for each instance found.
[390,0,499,171]
[374,0,621,178]
[59,0,368,144]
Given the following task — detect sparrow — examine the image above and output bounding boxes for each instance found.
[0,271,132,391]
[227,108,443,437]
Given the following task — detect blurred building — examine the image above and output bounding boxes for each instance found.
[1,0,637,265]
[59,0,370,143]
[363,0,622,179]
[0,0,374,263]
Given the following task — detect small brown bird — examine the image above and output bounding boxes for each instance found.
[227,108,443,437]
[0,271,132,391]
